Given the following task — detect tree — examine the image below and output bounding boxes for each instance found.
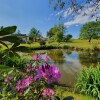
[47,28,54,38]
[47,24,66,41]
[53,31,63,43]
[29,27,41,42]
[79,21,100,42]
[49,0,100,20]
[65,34,72,42]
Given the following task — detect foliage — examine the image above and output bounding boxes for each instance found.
[0,54,66,100]
[49,0,100,20]
[0,26,29,61]
[26,40,33,44]
[29,27,42,42]
[79,21,100,42]
[92,44,100,51]
[47,24,67,43]
[39,40,46,46]
[74,64,100,100]
[64,34,72,42]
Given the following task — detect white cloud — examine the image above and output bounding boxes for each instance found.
[63,1,100,26]
[63,8,73,18]
[55,10,64,16]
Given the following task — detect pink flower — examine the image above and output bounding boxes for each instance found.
[32,54,41,60]
[35,64,61,84]
[26,68,33,72]
[16,76,33,93]
[43,56,51,62]
[26,63,31,67]
[4,76,12,83]
[43,88,55,100]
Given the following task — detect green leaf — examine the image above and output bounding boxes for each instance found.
[0,40,8,48]
[24,88,30,96]
[63,96,74,100]
[11,46,29,52]
[55,96,60,100]
[0,36,21,43]
[0,26,17,36]
[11,42,20,48]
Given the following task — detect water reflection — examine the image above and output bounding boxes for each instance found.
[47,49,65,64]
[34,49,100,86]
[78,51,100,66]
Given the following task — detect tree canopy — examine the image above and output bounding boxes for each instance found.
[79,21,100,42]
[29,27,42,42]
[47,24,67,42]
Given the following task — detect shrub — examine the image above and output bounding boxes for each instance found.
[74,64,100,100]
[26,40,32,44]
[62,45,69,49]
[92,44,100,51]
[0,54,62,100]
[39,40,46,46]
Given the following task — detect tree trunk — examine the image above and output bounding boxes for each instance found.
[88,37,91,43]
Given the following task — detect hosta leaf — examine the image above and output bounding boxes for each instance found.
[0,26,17,36]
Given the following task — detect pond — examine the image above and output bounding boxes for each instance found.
[33,49,100,87]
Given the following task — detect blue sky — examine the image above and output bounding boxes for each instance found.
[0,0,99,38]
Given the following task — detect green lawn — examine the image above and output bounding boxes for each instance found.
[21,39,100,49]
[0,39,100,50]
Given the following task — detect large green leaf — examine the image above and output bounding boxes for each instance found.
[0,36,21,43]
[0,40,8,48]
[11,46,29,52]
[0,26,17,36]
[11,42,20,48]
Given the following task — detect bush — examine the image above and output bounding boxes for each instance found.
[39,40,46,46]
[26,40,32,44]
[92,44,100,51]
[0,54,63,100]
[74,64,100,100]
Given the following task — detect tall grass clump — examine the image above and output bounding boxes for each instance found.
[74,64,100,100]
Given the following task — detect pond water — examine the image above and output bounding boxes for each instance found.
[33,49,100,87]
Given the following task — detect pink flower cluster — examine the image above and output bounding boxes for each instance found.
[4,76,12,83]
[42,88,55,100]
[32,54,51,62]
[35,64,61,84]
[32,54,41,60]
[16,76,33,93]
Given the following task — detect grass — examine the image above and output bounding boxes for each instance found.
[0,39,100,51]
[56,87,95,100]
[21,39,100,49]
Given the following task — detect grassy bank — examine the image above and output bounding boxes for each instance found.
[21,39,100,50]
[0,39,100,51]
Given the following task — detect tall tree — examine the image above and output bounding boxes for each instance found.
[79,21,100,42]
[47,24,66,40]
[29,27,41,42]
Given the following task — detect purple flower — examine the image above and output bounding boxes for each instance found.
[26,68,33,72]
[43,88,55,99]
[32,54,41,60]
[35,64,61,84]
[43,56,51,62]
[16,76,33,93]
